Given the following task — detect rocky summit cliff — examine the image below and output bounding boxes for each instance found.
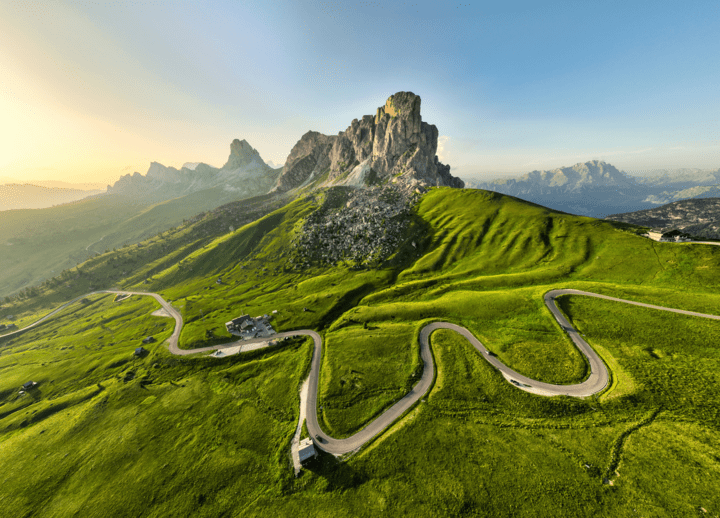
[272,92,464,193]
[107,139,280,200]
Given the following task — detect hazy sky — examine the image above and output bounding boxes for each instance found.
[1,0,719,185]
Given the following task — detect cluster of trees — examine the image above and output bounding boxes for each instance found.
[661,229,693,241]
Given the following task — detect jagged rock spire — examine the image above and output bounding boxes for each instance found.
[223,139,265,170]
[272,92,463,192]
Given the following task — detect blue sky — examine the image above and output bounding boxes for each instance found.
[1,0,718,184]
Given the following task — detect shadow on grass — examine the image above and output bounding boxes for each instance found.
[301,448,367,491]
[604,219,649,235]
[316,283,377,331]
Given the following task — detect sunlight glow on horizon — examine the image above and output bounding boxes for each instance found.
[1,0,718,185]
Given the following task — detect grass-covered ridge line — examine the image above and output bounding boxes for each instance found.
[1,187,719,516]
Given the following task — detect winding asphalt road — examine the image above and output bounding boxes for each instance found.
[2,288,719,456]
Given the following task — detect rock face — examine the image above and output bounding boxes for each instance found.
[272,92,463,192]
[272,132,336,192]
[107,139,281,201]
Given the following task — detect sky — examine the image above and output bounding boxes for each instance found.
[1,0,719,186]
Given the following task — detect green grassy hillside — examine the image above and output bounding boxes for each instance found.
[0,186,287,299]
[1,187,719,517]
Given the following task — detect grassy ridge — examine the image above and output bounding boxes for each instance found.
[0,187,287,299]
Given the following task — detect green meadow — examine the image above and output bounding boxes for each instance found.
[1,187,719,516]
[0,186,286,300]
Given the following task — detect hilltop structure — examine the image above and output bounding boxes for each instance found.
[272,91,464,193]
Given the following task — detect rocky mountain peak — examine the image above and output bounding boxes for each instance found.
[223,139,265,170]
[375,91,421,125]
[145,162,176,182]
[271,91,463,193]
[516,160,634,190]
[570,160,623,179]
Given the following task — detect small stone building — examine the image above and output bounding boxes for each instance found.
[298,438,317,463]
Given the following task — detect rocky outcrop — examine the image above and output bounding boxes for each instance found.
[271,131,337,192]
[288,185,422,269]
[271,92,463,192]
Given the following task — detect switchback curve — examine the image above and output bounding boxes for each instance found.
[2,288,719,456]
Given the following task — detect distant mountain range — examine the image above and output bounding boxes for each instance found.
[107,139,280,201]
[0,138,283,297]
[630,168,720,187]
[463,162,720,218]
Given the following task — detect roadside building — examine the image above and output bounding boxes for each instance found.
[239,320,256,335]
[298,438,317,463]
[226,314,252,333]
